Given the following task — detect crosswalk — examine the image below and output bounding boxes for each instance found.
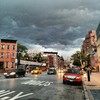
[0,90,33,100]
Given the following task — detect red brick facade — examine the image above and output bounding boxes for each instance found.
[0,39,17,71]
[48,55,54,67]
[82,30,98,71]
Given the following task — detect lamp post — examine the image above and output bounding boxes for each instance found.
[15,50,21,69]
[86,53,91,81]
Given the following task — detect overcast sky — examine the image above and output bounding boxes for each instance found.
[0,0,100,59]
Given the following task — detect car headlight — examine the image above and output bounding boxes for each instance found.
[4,73,7,75]
[10,72,16,75]
[35,70,38,72]
[76,76,81,79]
[63,75,68,78]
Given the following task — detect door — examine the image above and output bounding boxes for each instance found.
[0,62,4,69]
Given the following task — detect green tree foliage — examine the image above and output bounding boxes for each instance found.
[73,58,81,66]
[17,43,28,59]
[17,43,28,52]
[33,52,48,63]
[72,51,85,66]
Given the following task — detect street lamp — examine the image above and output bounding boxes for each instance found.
[15,50,22,69]
[86,53,91,81]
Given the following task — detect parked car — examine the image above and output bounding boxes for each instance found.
[4,68,26,78]
[63,68,82,84]
[47,68,56,75]
[31,67,42,74]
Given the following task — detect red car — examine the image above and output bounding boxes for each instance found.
[63,68,82,84]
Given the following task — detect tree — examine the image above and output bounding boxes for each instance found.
[72,51,87,67]
[72,51,82,66]
[17,43,28,53]
[73,58,81,66]
[17,43,28,61]
[33,52,48,63]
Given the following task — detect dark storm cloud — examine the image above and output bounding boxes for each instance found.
[0,0,100,56]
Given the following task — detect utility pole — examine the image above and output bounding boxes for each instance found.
[87,54,91,81]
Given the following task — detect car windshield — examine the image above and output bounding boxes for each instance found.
[49,69,55,71]
[66,69,80,74]
[7,71,12,74]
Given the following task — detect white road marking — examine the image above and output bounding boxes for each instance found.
[21,80,53,86]
[1,96,10,100]
[9,92,33,100]
[0,90,33,100]
[0,90,10,95]
[0,90,5,93]
[0,91,15,97]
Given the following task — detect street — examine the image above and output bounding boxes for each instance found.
[0,72,84,100]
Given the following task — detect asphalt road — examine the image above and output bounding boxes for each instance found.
[0,72,85,100]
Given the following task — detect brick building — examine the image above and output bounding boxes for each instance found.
[0,39,17,71]
[42,52,64,69]
[81,30,98,71]
[58,56,64,69]
[43,52,58,68]
[96,23,100,71]
[48,55,54,67]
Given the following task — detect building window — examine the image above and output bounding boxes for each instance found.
[1,44,5,49]
[6,62,8,68]
[0,62,3,69]
[12,53,15,58]
[7,45,10,50]
[0,52,4,58]
[12,45,15,50]
[12,62,14,68]
[6,52,10,58]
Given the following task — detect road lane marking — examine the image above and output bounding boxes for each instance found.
[21,80,53,86]
[0,90,11,95]
[9,92,33,100]
[1,97,10,100]
[0,91,15,97]
[0,90,6,93]
[0,90,33,100]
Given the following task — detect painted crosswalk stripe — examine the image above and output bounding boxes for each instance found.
[0,90,11,95]
[9,92,33,100]
[0,91,15,97]
[1,96,10,100]
[0,90,33,100]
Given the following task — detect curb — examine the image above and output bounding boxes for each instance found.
[83,81,90,100]
[82,81,94,100]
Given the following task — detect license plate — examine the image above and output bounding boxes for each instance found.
[69,80,73,82]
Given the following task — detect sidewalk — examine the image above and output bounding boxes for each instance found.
[83,72,100,100]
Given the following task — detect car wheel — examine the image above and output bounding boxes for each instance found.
[78,81,82,85]
[63,80,66,84]
[23,74,25,77]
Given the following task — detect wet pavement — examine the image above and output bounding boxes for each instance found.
[90,89,100,100]
[82,72,100,100]
[0,72,84,100]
